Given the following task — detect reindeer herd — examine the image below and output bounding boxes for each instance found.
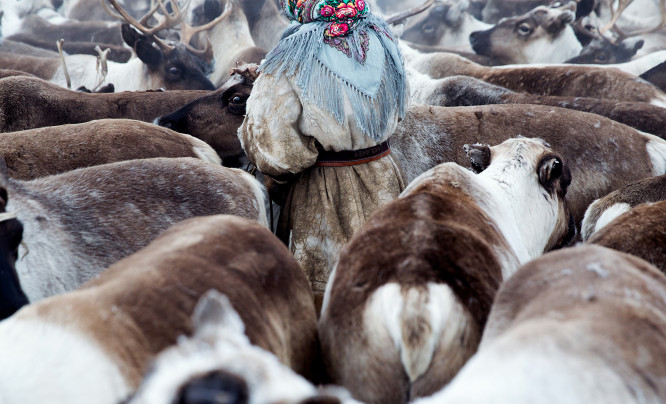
[0,0,665,403]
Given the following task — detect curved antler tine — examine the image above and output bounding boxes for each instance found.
[100,0,128,21]
[386,0,435,25]
[184,35,214,62]
[102,0,175,52]
[138,1,163,25]
[599,0,634,35]
[179,0,232,46]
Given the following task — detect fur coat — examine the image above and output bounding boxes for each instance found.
[239,70,407,309]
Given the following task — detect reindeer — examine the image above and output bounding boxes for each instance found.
[187,0,267,87]
[412,73,666,139]
[399,0,492,53]
[594,0,666,57]
[127,288,356,404]
[0,215,316,404]
[0,0,226,91]
[469,2,582,64]
[586,200,666,274]
[581,174,666,240]
[401,44,666,106]
[319,138,572,404]
[6,157,266,301]
[0,76,214,132]
[0,119,222,180]
[417,245,666,404]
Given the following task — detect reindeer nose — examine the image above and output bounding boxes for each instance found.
[469,30,490,54]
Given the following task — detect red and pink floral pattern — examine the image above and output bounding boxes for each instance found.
[283,0,370,37]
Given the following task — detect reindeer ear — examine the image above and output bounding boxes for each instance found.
[134,38,163,67]
[538,155,571,197]
[464,144,491,173]
[0,156,10,206]
[192,290,245,343]
[121,24,142,48]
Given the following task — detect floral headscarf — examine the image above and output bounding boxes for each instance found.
[282,0,369,38]
[261,0,407,141]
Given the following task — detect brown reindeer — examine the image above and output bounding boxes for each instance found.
[586,201,666,274]
[319,138,572,403]
[415,74,666,139]
[7,157,266,302]
[469,2,582,64]
[581,174,666,240]
[401,44,666,105]
[419,245,666,404]
[0,215,317,404]
[0,76,211,132]
[391,103,666,229]
[0,119,221,180]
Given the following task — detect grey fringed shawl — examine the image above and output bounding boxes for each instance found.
[259,13,407,141]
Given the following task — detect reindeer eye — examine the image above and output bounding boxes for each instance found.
[595,53,608,62]
[168,66,181,76]
[517,23,532,35]
[422,23,436,34]
[231,95,243,104]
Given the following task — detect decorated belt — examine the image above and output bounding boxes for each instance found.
[315,140,391,167]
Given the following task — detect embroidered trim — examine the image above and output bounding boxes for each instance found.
[323,29,369,62]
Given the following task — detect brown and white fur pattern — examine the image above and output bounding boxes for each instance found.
[127,289,356,404]
[0,215,317,404]
[8,157,267,301]
[469,2,582,65]
[400,44,666,106]
[318,138,572,404]
[0,76,212,133]
[390,103,666,230]
[586,200,666,274]
[416,245,666,404]
[581,174,666,240]
[0,119,221,180]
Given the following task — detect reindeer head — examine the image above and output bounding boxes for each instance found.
[465,138,574,254]
[154,72,253,164]
[401,0,478,46]
[470,1,581,64]
[102,0,232,90]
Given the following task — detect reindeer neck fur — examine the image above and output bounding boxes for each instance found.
[51,55,148,92]
[0,315,131,404]
[475,140,562,265]
[521,25,582,64]
[401,43,483,79]
[440,14,492,53]
[208,5,257,86]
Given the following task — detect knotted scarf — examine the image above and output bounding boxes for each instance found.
[260,0,407,141]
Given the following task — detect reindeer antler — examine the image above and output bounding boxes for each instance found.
[386,0,435,25]
[172,0,233,61]
[599,0,666,41]
[100,0,182,52]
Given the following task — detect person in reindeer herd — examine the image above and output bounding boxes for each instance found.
[239,0,408,309]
